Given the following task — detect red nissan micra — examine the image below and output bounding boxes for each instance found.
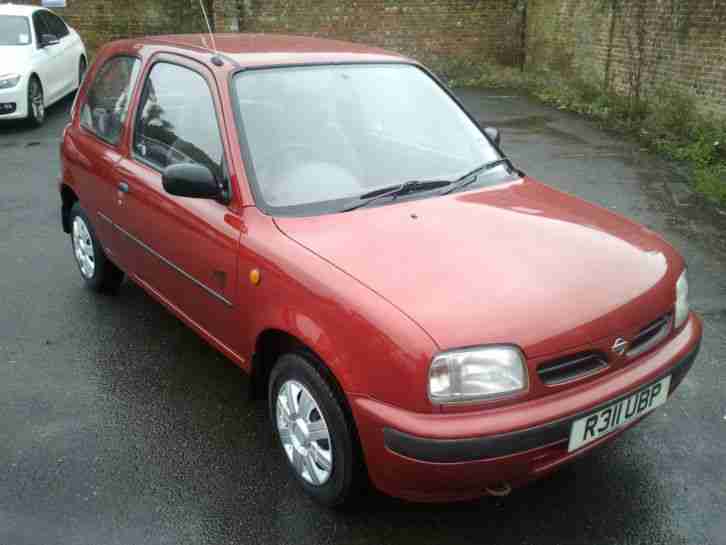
[59,34,702,506]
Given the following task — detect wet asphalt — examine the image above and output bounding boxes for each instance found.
[1,90,725,545]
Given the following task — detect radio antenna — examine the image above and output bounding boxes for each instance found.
[198,0,222,64]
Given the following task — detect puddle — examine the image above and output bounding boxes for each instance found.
[488,114,554,129]
[478,114,588,145]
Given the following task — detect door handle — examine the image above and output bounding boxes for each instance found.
[118,181,129,194]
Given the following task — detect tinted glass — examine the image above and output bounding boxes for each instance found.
[0,15,31,46]
[134,63,225,180]
[233,64,501,215]
[31,12,48,43]
[80,57,141,145]
[43,11,68,38]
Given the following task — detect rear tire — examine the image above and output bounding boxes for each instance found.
[27,76,45,127]
[69,202,124,293]
[269,352,365,508]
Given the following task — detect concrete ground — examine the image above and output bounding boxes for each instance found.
[1,90,725,545]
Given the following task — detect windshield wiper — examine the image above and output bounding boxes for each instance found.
[341,179,452,212]
[440,158,512,196]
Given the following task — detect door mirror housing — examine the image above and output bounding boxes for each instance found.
[162,163,220,199]
[40,34,60,48]
[484,126,501,148]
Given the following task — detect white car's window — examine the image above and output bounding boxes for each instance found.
[80,57,141,145]
[31,12,49,45]
[42,11,69,38]
[0,15,31,46]
[233,64,502,215]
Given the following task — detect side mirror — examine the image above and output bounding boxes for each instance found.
[40,34,60,47]
[162,163,220,199]
[484,126,501,148]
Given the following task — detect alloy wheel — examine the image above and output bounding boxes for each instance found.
[30,79,44,124]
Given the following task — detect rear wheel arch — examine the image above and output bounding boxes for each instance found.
[78,55,87,82]
[61,184,79,233]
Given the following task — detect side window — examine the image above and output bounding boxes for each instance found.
[32,12,48,45]
[44,12,69,38]
[133,62,225,180]
[80,57,141,145]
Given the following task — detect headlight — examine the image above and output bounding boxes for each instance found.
[674,270,689,329]
[428,345,528,404]
[0,73,22,90]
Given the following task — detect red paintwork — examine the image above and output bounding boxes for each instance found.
[60,34,702,502]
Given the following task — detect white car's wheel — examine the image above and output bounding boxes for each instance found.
[78,57,87,87]
[27,76,45,126]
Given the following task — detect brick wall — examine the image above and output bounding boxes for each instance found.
[17,0,212,53]
[21,0,520,72]
[239,0,523,71]
[526,0,726,114]
[17,0,726,113]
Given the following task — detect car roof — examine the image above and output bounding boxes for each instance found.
[0,3,45,16]
[140,33,410,69]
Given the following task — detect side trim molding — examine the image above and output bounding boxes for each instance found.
[97,211,113,224]
[103,217,232,307]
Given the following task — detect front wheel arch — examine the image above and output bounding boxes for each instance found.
[252,329,349,405]
[251,329,362,448]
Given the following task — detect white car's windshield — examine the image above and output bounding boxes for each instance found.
[233,63,506,215]
[0,15,31,46]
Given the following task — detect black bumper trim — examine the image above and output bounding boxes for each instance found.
[384,341,701,463]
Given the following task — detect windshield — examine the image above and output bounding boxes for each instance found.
[0,16,31,46]
[233,64,504,215]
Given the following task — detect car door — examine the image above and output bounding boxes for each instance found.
[114,55,242,354]
[68,56,141,259]
[31,11,63,101]
[43,11,76,94]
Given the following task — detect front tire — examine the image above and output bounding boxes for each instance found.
[69,202,124,293]
[27,76,45,127]
[269,352,364,507]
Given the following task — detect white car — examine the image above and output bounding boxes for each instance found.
[0,3,86,126]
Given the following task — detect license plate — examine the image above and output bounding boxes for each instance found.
[567,375,671,453]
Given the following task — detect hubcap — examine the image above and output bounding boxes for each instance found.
[275,380,333,486]
[72,216,95,279]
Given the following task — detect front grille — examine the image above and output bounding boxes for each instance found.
[538,351,608,386]
[627,313,673,358]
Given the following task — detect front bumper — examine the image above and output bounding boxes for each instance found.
[0,80,28,120]
[351,313,702,502]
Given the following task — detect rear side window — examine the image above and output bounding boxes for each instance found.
[80,56,140,145]
[133,62,225,180]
